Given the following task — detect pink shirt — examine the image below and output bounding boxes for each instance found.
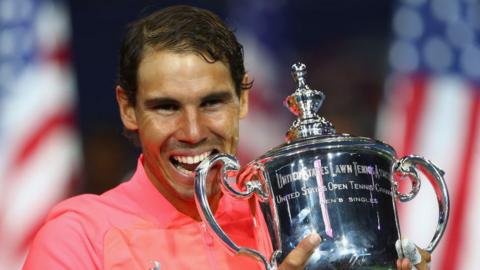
[23,157,264,270]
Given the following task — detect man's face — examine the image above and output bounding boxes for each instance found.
[117,50,248,202]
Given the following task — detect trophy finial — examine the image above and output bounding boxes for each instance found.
[284,62,335,142]
[291,62,309,90]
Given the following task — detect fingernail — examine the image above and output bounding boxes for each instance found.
[308,232,321,246]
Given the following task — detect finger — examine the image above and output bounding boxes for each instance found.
[401,258,411,270]
[278,233,321,270]
[411,247,430,270]
[397,258,409,269]
[418,248,431,263]
[397,258,419,270]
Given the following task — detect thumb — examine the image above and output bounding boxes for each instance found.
[278,232,321,270]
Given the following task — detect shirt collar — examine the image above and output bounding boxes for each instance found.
[128,155,186,227]
[127,155,232,228]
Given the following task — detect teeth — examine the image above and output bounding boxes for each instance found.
[173,151,211,164]
[176,165,193,175]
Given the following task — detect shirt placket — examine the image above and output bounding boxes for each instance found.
[199,222,222,270]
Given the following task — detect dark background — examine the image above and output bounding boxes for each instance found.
[67,0,394,194]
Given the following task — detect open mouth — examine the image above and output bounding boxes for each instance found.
[170,150,217,175]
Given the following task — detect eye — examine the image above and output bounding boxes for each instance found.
[201,98,223,108]
[155,103,179,112]
[144,99,180,114]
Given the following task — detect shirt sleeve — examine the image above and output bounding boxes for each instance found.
[22,212,100,270]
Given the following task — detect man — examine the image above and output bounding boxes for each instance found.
[23,5,429,270]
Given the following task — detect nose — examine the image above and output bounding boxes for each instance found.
[175,107,207,144]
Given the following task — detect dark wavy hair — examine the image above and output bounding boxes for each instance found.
[117,5,252,106]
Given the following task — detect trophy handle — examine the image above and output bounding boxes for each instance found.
[392,155,450,253]
[194,153,277,270]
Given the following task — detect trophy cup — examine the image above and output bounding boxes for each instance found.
[194,63,449,269]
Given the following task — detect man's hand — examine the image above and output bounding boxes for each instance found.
[278,232,321,270]
[396,239,431,270]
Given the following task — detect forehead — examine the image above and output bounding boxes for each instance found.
[137,50,235,99]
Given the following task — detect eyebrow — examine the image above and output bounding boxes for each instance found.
[143,90,235,108]
[143,97,179,109]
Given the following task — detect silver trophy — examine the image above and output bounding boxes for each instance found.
[194,63,449,269]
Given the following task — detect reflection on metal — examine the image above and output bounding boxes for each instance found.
[314,159,333,238]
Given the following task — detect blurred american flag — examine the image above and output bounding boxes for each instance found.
[377,0,480,269]
[0,0,81,268]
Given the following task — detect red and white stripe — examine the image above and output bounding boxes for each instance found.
[0,1,81,269]
[377,74,480,269]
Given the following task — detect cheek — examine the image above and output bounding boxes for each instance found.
[137,115,171,150]
[207,110,240,146]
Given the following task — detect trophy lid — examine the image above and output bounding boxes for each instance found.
[259,62,397,160]
[284,63,335,142]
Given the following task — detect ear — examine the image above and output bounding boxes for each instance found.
[116,86,138,131]
[239,74,250,119]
